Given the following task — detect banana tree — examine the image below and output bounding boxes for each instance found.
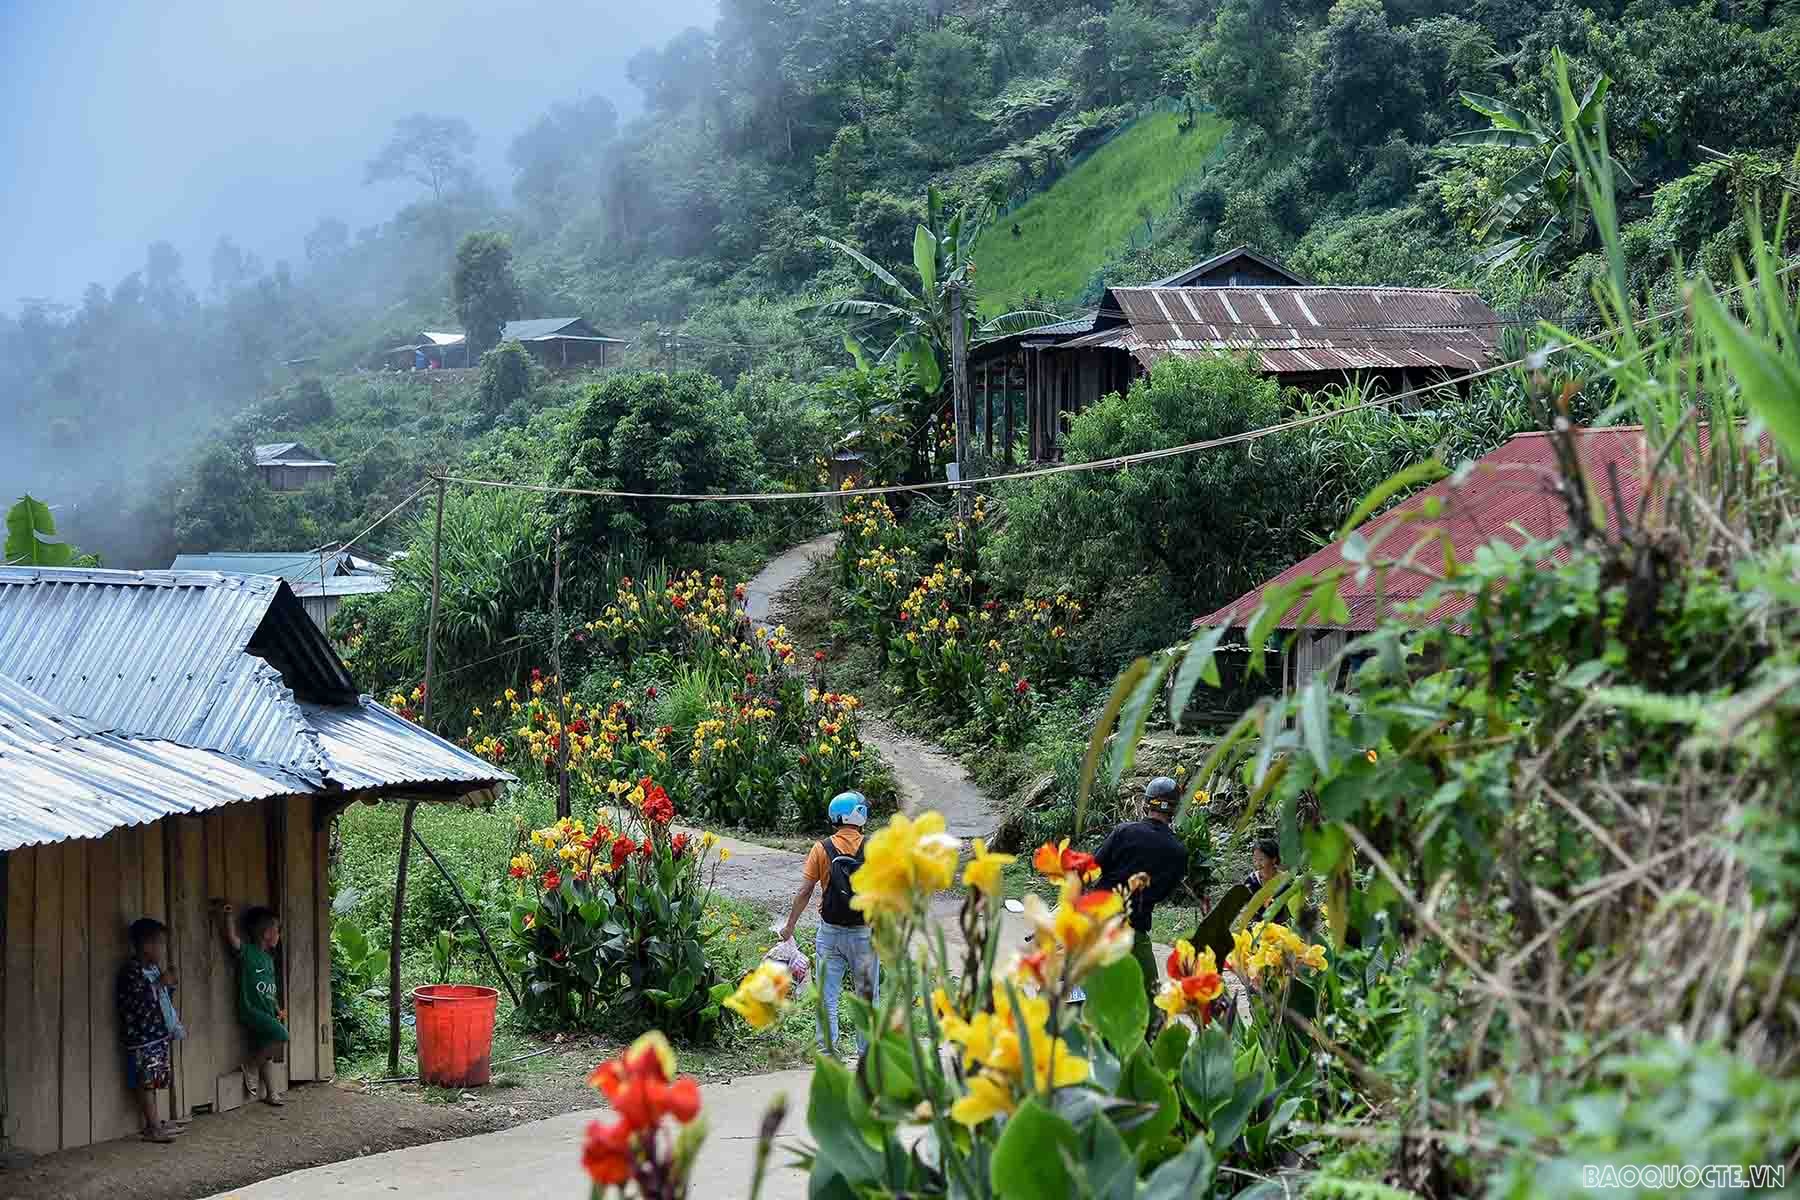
[5,495,75,567]
[814,186,1055,396]
[1444,49,1635,275]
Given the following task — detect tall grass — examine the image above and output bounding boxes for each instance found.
[973,110,1230,312]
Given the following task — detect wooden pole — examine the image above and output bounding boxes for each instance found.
[983,360,994,458]
[550,527,571,820]
[389,475,446,1074]
[948,283,971,516]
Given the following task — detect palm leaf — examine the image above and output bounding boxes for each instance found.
[1442,127,1546,150]
[817,236,918,304]
[978,309,1064,337]
[913,225,938,296]
[1457,92,1536,132]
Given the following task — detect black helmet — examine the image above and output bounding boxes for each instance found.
[1144,776,1179,815]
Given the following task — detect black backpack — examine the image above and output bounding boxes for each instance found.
[817,837,865,927]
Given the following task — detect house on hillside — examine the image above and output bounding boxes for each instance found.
[254,442,337,491]
[969,247,1502,460]
[1186,428,1664,693]
[381,319,627,371]
[0,566,509,1156]
[169,550,393,632]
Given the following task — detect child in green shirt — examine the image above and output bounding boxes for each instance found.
[220,903,289,1106]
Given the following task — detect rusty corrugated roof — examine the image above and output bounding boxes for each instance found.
[1080,285,1503,375]
[1192,428,1667,634]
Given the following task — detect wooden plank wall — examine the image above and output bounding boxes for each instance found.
[0,797,332,1156]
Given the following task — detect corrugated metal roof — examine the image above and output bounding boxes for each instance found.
[303,700,504,792]
[1192,428,1663,633]
[0,568,330,778]
[254,441,335,467]
[422,331,465,346]
[0,567,512,850]
[0,673,308,852]
[169,552,393,599]
[1086,286,1502,375]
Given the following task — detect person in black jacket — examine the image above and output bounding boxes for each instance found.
[1093,777,1188,1008]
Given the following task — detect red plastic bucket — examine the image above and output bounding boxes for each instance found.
[412,984,499,1087]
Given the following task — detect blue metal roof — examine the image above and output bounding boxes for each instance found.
[169,551,393,598]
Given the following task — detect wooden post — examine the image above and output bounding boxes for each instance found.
[386,800,418,1076]
[550,527,571,820]
[983,361,994,458]
[948,283,971,515]
[1004,353,1017,466]
[390,475,446,1074]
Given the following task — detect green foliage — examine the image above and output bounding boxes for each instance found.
[475,339,534,420]
[505,799,734,1040]
[973,110,1229,313]
[451,231,522,354]
[549,371,763,559]
[4,494,76,566]
[993,354,1308,604]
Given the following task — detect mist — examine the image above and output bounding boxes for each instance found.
[0,0,716,309]
[0,0,716,567]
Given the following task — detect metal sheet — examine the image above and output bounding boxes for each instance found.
[0,674,308,852]
[302,699,512,791]
[0,568,329,778]
[1191,428,1674,633]
[1099,285,1503,375]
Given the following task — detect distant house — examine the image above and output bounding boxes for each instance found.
[169,550,392,631]
[254,442,337,491]
[381,318,627,371]
[969,247,1503,460]
[500,317,628,367]
[0,566,508,1156]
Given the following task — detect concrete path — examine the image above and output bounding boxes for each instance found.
[742,532,1000,844]
[204,1070,815,1200]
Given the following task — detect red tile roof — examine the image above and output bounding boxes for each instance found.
[1193,427,1666,633]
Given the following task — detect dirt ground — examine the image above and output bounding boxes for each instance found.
[0,1040,614,1200]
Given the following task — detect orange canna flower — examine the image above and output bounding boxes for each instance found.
[581,1116,633,1186]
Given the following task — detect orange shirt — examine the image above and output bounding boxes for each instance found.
[802,827,864,912]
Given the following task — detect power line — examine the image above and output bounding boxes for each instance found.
[436,259,1798,506]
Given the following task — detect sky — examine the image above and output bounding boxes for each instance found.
[0,0,717,311]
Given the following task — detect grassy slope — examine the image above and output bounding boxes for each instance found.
[974,110,1230,313]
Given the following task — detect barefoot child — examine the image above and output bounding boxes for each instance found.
[221,903,289,1105]
[118,918,185,1142]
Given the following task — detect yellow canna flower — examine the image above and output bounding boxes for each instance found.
[950,1072,1015,1127]
[723,961,793,1031]
[849,810,961,922]
[961,838,1013,899]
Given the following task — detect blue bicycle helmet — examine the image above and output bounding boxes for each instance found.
[827,790,869,827]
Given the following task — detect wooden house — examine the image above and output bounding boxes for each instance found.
[1187,428,1666,692]
[501,318,628,368]
[169,551,393,633]
[969,247,1503,460]
[0,566,508,1157]
[254,443,338,492]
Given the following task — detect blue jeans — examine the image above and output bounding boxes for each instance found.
[815,921,878,1056]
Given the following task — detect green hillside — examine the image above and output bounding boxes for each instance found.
[974,110,1229,314]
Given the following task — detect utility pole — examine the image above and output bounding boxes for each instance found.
[390,474,446,1074]
[948,282,972,519]
[549,526,571,820]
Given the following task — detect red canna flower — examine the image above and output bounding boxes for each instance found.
[508,862,527,880]
[813,650,826,663]
[645,685,658,700]
[581,1116,633,1186]
[610,838,636,871]
[1032,839,1100,883]
[542,869,562,893]
[1015,677,1031,696]
[671,832,690,858]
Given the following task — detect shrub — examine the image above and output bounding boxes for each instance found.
[504,780,733,1039]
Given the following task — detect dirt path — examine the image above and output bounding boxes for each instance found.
[743,533,1000,843]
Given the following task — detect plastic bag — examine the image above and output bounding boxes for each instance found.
[764,936,811,986]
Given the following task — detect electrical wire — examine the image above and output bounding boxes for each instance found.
[436,257,1797,505]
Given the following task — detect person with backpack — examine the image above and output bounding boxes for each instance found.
[778,790,877,1058]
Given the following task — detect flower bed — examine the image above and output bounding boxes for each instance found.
[504,777,734,1038]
